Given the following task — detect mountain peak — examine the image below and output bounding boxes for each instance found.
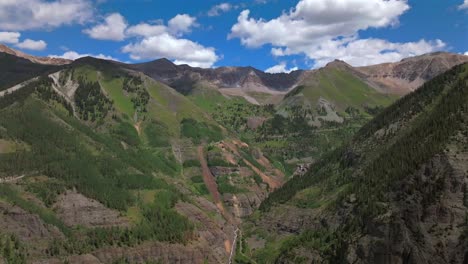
[134,57,178,71]
[0,43,16,54]
[151,58,176,66]
[155,57,173,63]
[0,43,71,65]
[357,52,468,94]
[324,59,352,69]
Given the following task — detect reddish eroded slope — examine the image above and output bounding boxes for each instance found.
[221,140,283,190]
[197,146,236,224]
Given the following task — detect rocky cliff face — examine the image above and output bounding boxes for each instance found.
[53,190,129,228]
[345,151,467,264]
[0,200,64,260]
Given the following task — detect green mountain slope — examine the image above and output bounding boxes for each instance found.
[1,48,466,263]
[197,62,399,170]
[240,63,468,263]
[279,61,397,124]
[0,57,287,263]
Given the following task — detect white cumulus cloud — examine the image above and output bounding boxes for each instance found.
[119,14,218,67]
[83,13,128,41]
[126,23,167,38]
[122,33,218,68]
[0,31,47,51]
[459,0,468,10]
[265,62,298,73]
[229,0,444,67]
[295,38,446,68]
[0,31,21,44]
[0,0,93,31]
[208,3,233,17]
[229,0,410,48]
[125,14,196,38]
[49,50,118,61]
[82,12,219,67]
[168,14,197,36]
[15,39,47,50]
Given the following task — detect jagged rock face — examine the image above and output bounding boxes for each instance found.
[255,150,468,264]
[53,190,129,228]
[34,198,235,264]
[248,64,468,263]
[40,246,208,264]
[0,201,64,242]
[223,192,267,218]
[34,254,102,264]
[128,59,304,94]
[175,201,234,263]
[0,201,64,260]
[254,205,323,235]
[346,152,468,264]
[92,241,214,264]
[357,52,468,94]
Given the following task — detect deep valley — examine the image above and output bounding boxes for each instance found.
[0,44,467,264]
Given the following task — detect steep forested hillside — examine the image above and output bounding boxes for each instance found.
[0,57,286,263]
[1,46,467,264]
[238,63,468,263]
[0,52,60,91]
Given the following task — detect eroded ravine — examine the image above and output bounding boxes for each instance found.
[197,145,238,262]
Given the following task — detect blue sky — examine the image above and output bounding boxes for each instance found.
[0,0,466,72]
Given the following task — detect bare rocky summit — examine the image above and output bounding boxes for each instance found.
[357,52,468,94]
[0,44,71,65]
[129,52,468,98]
[128,59,304,94]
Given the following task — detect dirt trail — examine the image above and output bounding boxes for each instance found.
[133,121,142,135]
[228,228,239,264]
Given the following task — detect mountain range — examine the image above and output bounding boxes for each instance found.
[0,44,467,264]
[128,51,468,96]
[3,43,467,98]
